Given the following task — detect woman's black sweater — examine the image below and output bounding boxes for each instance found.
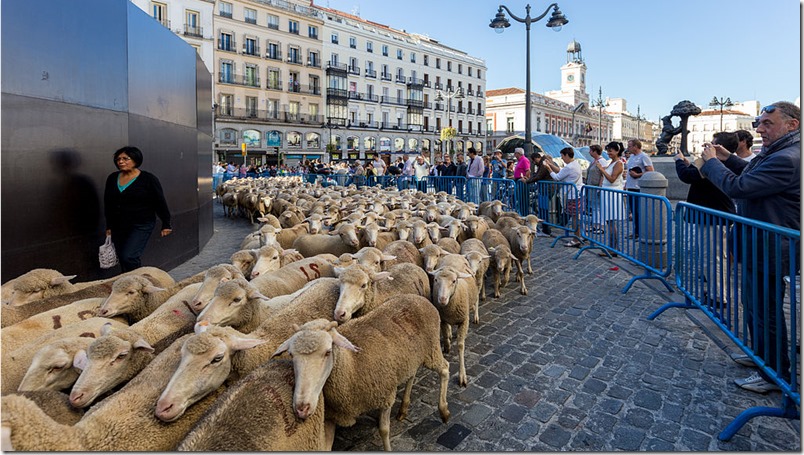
[104,170,171,231]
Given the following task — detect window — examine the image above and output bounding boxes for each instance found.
[185,10,201,37]
[266,100,279,119]
[309,75,320,95]
[151,1,168,27]
[218,1,232,18]
[423,55,428,66]
[435,58,441,69]
[468,66,473,77]
[309,103,319,118]
[366,41,373,53]
[288,20,299,35]
[308,51,319,67]
[349,36,356,49]
[506,116,515,133]
[243,37,257,56]
[396,49,403,60]
[447,61,452,72]
[410,52,416,63]
[288,46,300,64]
[245,96,257,117]
[308,25,318,39]
[219,94,233,116]
[244,8,256,24]
[219,61,233,83]
[244,65,258,87]
[458,64,462,74]
[267,14,279,30]
[266,42,280,60]
[382,45,388,56]
[477,69,482,79]
[288,71,300,92]
[218,32,233,51]
[267,68,281,90]
[331,33,339,44]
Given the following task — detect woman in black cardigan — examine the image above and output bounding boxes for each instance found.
[104,146,172,272]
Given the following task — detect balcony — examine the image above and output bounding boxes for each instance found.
[434,82,444,90]
[265,79,283,91]
[348,65,361,75]
[423,80,431,88]
[267,22,279,30]
[245,17,257,24]
[288,81,301,93]
[286,55,303,65]
[265,49,282,61]
[380,73,392,81]
[307,59,321,68]
[217,39,237,52]
[327,88,348,99]
[380,122,406,130]
[466,89,474,96]
[348,92,379,103]
[380,96,406,106]
[183,24,203,38]
[326,62,348,74]
[242,45,261,57]
[395,75,406,84]
[476,90,484,98]
[406,99,424,108]
[407,77,424,87]
[365,69,377,78]
[306,85,322,95]
[219,11,232,18]
[219,73,261,88]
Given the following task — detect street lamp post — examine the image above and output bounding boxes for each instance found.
[490,3,568,157]
[591,86,608,144]
[709,96,733,131]
[435,87,464,158]
[634,104,646,142]
[570,102,584,146]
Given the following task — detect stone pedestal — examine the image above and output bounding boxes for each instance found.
[637,171,670,269]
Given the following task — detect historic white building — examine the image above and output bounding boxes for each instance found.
[686,101,759,154]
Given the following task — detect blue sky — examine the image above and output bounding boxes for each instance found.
[315,0,801,122]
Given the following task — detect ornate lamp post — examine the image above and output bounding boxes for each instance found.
[709,96,733,131]
[490,3,568,156]
[435,86,464,157]
[570,101,584,146]
[634,105,646,141]
[591,87,608,144]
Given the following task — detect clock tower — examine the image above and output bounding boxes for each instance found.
[546,40,588,106]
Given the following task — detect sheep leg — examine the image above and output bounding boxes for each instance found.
[378,406,393,451]
[472,294,479,324]
[476,272,486,301]
[325,421,336,450]
[493,270,501,298]
[527,256,533,275]
[396,376,415,421]
[516,260,527,295]
[502,265,511,287]
[457,319,468,387]
[440,322,451,354]
[426,353,451,422]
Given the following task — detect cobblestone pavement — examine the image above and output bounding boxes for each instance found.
[169,204,801,451]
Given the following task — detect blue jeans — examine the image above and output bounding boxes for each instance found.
[112,222,155,272]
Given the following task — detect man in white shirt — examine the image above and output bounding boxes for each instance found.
[372,154,386,176]
[735,130,757,162]
[466,147,484,178]
[547,147,584,247]
[402,153,416,176]
[624,139,654,238]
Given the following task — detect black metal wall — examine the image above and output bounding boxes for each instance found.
[1,0,213,282]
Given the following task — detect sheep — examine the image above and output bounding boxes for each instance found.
[275,223,311,250]
[478,200,505,222]
[221,192,238,218]
[10,391,85,425]
[429,266,479,387]
[249,254,337,298]
[278,209,305,228]
[0,334,225,451]
[68,324,156,408]
[435,254,476,278]
[272,295,451,451]
[483,229,517,298]
[292,223,361,258]
[176,358,327,451]
[195,277,275,333]
[464,215,490,240]
[334,247,396,274]
[436,237,461,254]
[0,267,175,328]
[382,240,423,270]
[239,231,262,250]
[2,317,129,394]
[460,239,491,301]
[1,297,115,354]
[17,337,95,393]
[96,275,171,323]
[419,244,450,273]
[409,219,433,248]
[425,221,443,243]
[439,218,469,243]
[2,269,77,307]
[357,221,392,250]
[499,223,536,295]
[245,245,282,279]
[187,264,245,315]
[256,214,282,229]
[332,262,430,323]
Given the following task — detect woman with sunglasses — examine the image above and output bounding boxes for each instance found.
[104,146,172,272]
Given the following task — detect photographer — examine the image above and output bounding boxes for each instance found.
[624,139,653,239]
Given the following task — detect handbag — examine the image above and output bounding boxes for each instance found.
[99,235,119,269]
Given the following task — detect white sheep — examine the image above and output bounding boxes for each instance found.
[195,277,276,333]
[276,223,311,250]
[419,244,450,273]
[1,333,226,451]
[409,219,434,248]
[292,223,361,257]
[499,223,536,295]
[436,237,461,254]
[249,254,337,298]
[482,229,517,298]
[250,245,299,279]
[176,358,327,451]
[381,240,423,270]
[17,337,95,392]
[478,200,505,222]
[68,324,155,408]
[2,269,77,307]
[334,247,396,274]
[332,262,430,323]
[460,238,491,301]
[6,391,85,426]
[272,295,451,451]
[429,266,479,387]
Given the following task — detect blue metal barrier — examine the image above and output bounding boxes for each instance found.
[420,176,468,197]
[575,186,674,293]
[212,173,223,192]
[465,177,522,211]
[649,202,800,440]
[536,181,583,247]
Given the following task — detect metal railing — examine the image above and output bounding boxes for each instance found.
[648,202,800,441]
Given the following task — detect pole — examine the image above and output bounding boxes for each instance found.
[524,5,532,157]
[719,106,724,131]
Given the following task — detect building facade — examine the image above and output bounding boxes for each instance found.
[317,7,487,163]
[686,101,759,154]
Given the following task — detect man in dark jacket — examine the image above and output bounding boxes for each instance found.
[674,131,737,214]
[702,101,800,394]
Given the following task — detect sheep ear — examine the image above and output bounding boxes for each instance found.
[381,254,397,262]
[133,338,155,353]
[51,274,77,286]
[372,272,393,282]
[231,336,266,352]
[73,350,88,370]
[246,286,270,301]
[100,322,114,337]
[330,329,361,353]
[282,248,299,257]
[271,338,291,358]
[481,254,491,260]
[488,246,497,254]
[458,272,474,279]
[509,252,518,261]
[333,266,346,277]
[194,320,210,334]
[142,285,166,294]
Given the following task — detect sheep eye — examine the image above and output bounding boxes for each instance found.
[49,365,65,373]
[210,355,224,364]
[324,350,332,357]
[361,283,367,289]
[117,352,128,360]
[233,297,242,303]
[127,290,136,295]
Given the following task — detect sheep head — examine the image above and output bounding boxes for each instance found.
[98,276,165,318]
[156,326,265,422]
[429,267,473,307]
[188,264,244,313]
[332,264,392,322]
[6,269,77,307]
[18,337,94,393]
[250,246,282,279]
[196,277,269,328]
[419,245,447,273]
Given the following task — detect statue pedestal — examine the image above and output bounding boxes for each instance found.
[637,172,670,270]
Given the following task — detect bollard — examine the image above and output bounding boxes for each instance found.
[637,171,669,269]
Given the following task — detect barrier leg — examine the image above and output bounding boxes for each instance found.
[573,245,606,260]
[718,397,800,441]
[647,300,696,320]
[622,270,674,294]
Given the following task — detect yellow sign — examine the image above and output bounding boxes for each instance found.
[241,142,247,156]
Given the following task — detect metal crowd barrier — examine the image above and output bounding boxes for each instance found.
[419,176,468,198]
[536,181,584,248]
[465,177,527,214]
[575,186,674,293]
[648,202,800,440]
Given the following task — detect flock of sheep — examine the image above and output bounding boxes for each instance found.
[1,175,544,451]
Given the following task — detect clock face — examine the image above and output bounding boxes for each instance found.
[567,74,574,82]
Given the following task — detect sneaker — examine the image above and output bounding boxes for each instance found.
[564,240,582,248]
[734,372,780,393]
[730,353,756,368]
[535,231,550,238]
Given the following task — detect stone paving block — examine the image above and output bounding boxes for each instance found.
[633,389,663,410]
[644,437,677,451]
[542,364,565,378]
[624,407,655,429]
[653,419,682,442]
[500,403,528,423]
[539,424,572,448]
[582,377,607,394]
[512,420,541,440]
[435,423,471,450]
[607,384,634,400]
[612,426,646,451]
[598,398,623,415]
[556,407,587,429]
[568,365,591,380]
[513,389,541,408]
[459,402,493,427]
[530,401,559,423]
[569,429,607,450]
[680,428,714,451]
